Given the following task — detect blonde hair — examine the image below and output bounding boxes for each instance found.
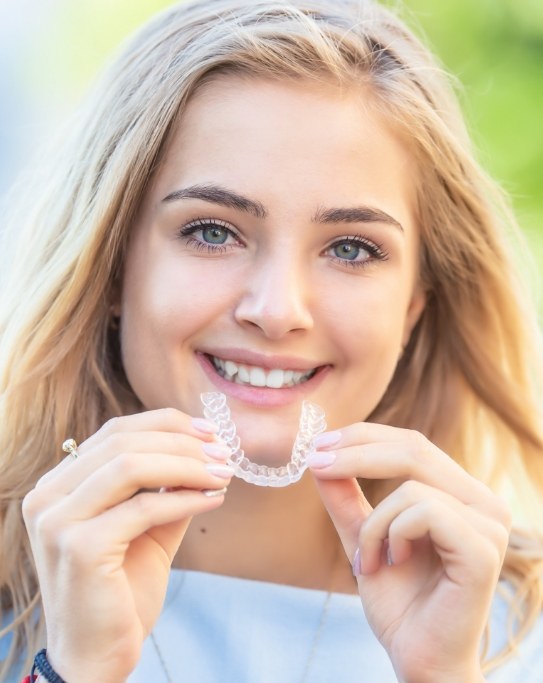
[1,0,542,677]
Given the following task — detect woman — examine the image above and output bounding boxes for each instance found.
[1,1,542,681]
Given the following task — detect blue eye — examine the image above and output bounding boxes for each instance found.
[326,235,388,268]
[333,242,363,261]
[177,218,241,253]
[202,225,228,244]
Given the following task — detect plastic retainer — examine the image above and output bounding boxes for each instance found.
[200,392,326,487]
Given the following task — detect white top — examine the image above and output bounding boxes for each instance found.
[127,570,543,683]
[3,570,543,682]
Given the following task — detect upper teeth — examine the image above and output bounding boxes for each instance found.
[211,356,315,388]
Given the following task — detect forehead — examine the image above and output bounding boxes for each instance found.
[150,75,417,225]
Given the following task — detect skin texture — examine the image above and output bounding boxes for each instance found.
[119,77,425,463]
[23,78,509,683]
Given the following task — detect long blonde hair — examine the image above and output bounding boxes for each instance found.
[1,0,542,677]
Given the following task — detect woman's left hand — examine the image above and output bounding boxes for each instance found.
[309,423,512,683]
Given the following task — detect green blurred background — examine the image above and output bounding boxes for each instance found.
[8,0,543,292]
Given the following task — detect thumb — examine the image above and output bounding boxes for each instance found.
[312,475,373,561]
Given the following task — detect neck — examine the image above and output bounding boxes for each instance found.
[173,473,357,594]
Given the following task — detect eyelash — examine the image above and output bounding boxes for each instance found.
[177,218,240,254]
[177,219,389,268]
[326,234,389,268]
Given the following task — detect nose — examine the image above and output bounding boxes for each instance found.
[234,252,314,339]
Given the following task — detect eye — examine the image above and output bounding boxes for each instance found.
[332,242,364,261]
[326,235,388,268]
[177,218,242,253]
[201,224,229,244]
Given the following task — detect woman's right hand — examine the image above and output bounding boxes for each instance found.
[22,408,233,683]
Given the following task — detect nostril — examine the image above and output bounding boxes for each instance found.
[234,297,314,338]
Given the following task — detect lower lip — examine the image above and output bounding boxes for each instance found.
[196,353,330,407]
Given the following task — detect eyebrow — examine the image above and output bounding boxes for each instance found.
[162,183,403,232]
[312,206,404,232]
[162,183,267,219]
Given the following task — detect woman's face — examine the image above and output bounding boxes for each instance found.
[119,77,425,465]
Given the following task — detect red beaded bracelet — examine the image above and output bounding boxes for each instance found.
[21,676,37,682]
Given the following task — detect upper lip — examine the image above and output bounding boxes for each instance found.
[198,347,326,372]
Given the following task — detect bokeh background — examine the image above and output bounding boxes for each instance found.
[1,0,542,302]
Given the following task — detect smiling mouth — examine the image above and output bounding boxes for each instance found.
[208,354,318,389]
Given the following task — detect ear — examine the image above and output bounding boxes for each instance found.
[401,283,426,348]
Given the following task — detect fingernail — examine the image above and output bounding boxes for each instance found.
[312,430,342,449]
[352,548,361,577]
[191,417,219,434]
[205,463,235,479]
[306,450,336,468]
[386,546,394,567]
[202,442,232,460]
[203,486,228,498]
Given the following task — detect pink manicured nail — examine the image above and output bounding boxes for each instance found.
[191,417,219,434]
[202,442,232,460]
[205,463,235,479]
[312,430,342,449]
[306,450,336,468]
[203,486,228,498]
[352,548,361,577]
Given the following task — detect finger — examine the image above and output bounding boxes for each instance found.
[99,488,226,560]
[86,408,219,449]
[52,453,234,519]
[84,429,222,459]
[357,481,508,576]
[385,500,503,588]
[37,430,231,496]
[312,475,373,566]
[53,488,226,567]
[39,408,219,486]
[310,427,500,515]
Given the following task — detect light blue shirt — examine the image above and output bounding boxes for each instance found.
[3,570,543,682]
[128,570,543,682]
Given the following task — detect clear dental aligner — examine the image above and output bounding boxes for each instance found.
[200,392,326,487]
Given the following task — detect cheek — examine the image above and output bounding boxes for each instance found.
[335,308,405,392]
[325,277,411,354]
[118,244,238,404]
[121,244,234,339]
[319,280,413,425]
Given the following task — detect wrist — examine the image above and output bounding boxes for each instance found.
[29,648,127,683]
[45,650,129,683]
[31,649,68,683]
